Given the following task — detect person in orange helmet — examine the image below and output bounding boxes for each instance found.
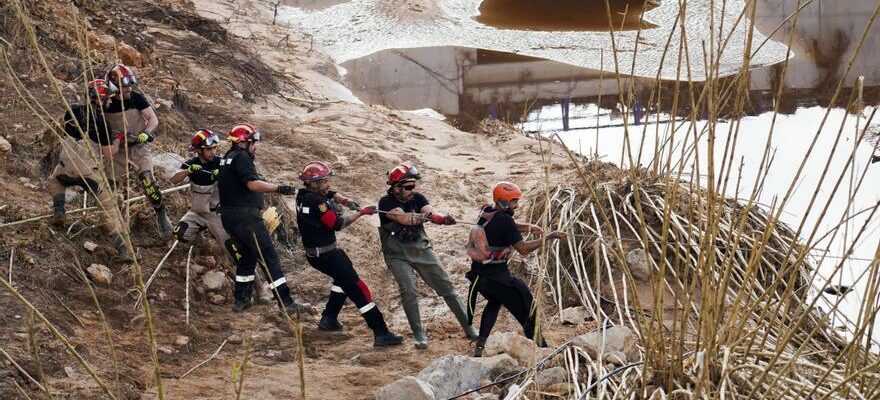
[466,181,566,356]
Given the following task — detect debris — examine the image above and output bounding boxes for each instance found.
[174,335,190,346]
[201,270,227,291]
[190,263,206,276]
[226,335,243,345]
[560,306,594,325]
[195,255,217,269]
[482,331,537,366]
[375,376,436,400]
[86,263,113,285]
[625,248,651,281]
[83,241,99,252]
[232,91,244,99]
[17,177,30,184]
[208,294,226,305]
[603,351,628,366]
[117,41,143,66]
[158,345,175,355]
[23,183,38,190]
[0,137,10,153]
[535,366,567,387]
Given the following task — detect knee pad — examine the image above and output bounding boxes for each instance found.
[81,177,102,194]
[54,174,80,188]
[356,279,373,302]
[224,239,244,262]
[138,171,162,208]
[174,221,190,242]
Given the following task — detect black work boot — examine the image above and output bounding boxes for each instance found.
[155,206,173,241]
[374,332,404,347]
[284,301,313,317]
[232,297,254,312]
[50,193,66,226]
[112,234,134,264]
[474,337,487,357]
[318,315,344,331]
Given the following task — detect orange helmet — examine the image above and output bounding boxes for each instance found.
[190,129,220,150]
[492,181,522,208]
[87,79,118,101]
[299,161,333,183]
[227,122,261,143]
[105,64,138,87]
[387,162,421,186]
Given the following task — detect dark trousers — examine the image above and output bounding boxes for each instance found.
[306,248,389,335]
[221,210,293,307]
[466,267,538,340]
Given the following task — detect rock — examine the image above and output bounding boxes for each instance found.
[95,34,116,48]
[201,270,227,291]
[151,152,186,179]
[603,351,627,366]
[0,136,11,153]
[625,248,651,281]
[375,376,436,400]
[154,98,173,110]
[83,241,99,252]
[416,354,515,399]
[174,336,190,346]
[232,91,244,99]
[208,294,226,305]
[87,264,113,285]
[560,306,594,324]
[572,325,639,361]
[117,41,143,67]
[546,383,572,396]
[190,263,206,276]
[64,366,76,378]
[462,393,498,400]
[17,177,30,184]
[195,255,217,269]
[227,334,243,345]
[24,183,38,190]
[483,331,537,366]
[535,366,567,387]
[158,345,174,355]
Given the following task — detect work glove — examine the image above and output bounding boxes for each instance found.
[210,169,220,179]
[187,163,202,173]
[346,199,361,211]
[136,131,153,144]
[277,185,296,195]
[442,215,456,225]
[359,206,378,216]
[426,212,446,225]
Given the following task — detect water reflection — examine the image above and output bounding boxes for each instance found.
[476,0,658,31]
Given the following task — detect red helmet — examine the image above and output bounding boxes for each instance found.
[492,181,522,207]
[299,161,334,183]
[190,129,220,150]
[105,64,138,87]
[387,162,421,186]
[87,79,118,101]
[227,122,261,143]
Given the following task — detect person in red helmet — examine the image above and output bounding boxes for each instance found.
[49,79,130,262]
[217,122,310,315]
[378,162,477,349]
[294,161,404,347]
[104,63,173,240]
[466,181,566,356]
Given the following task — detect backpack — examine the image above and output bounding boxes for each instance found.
[466,209,513,264]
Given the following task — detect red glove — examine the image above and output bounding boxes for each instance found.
[359,206,377,216]
[442,215,456,225]
[427,212,445,225]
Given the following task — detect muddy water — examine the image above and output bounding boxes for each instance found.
[476,0,656,31]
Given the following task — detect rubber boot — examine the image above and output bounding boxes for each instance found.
[155,206,173,241]
[50,193,67,226]
[445,295,479,339]
[403,299,428,349]
[112,234,133,264]
[318,315,344,331]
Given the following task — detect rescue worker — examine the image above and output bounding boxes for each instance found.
[49,79,130,261]
[171,129,273,303]
[217,122,310,314]
[466,181,566,357]
[104,63,173,240]
[295,161,404,346]
[378,162,478,349]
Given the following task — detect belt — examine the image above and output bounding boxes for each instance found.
[305,243,337,258]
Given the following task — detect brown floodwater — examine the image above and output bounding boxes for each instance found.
[476,0,658,31]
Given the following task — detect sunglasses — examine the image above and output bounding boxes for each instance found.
[250,131,262,141]
[204,134,220,146]
[400,184,416,191]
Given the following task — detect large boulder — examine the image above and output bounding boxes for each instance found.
[483,332,537,366]
[417,354,517,400]
[572,325,639,361]
[375,376,436,400]
[535,366,567,387]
